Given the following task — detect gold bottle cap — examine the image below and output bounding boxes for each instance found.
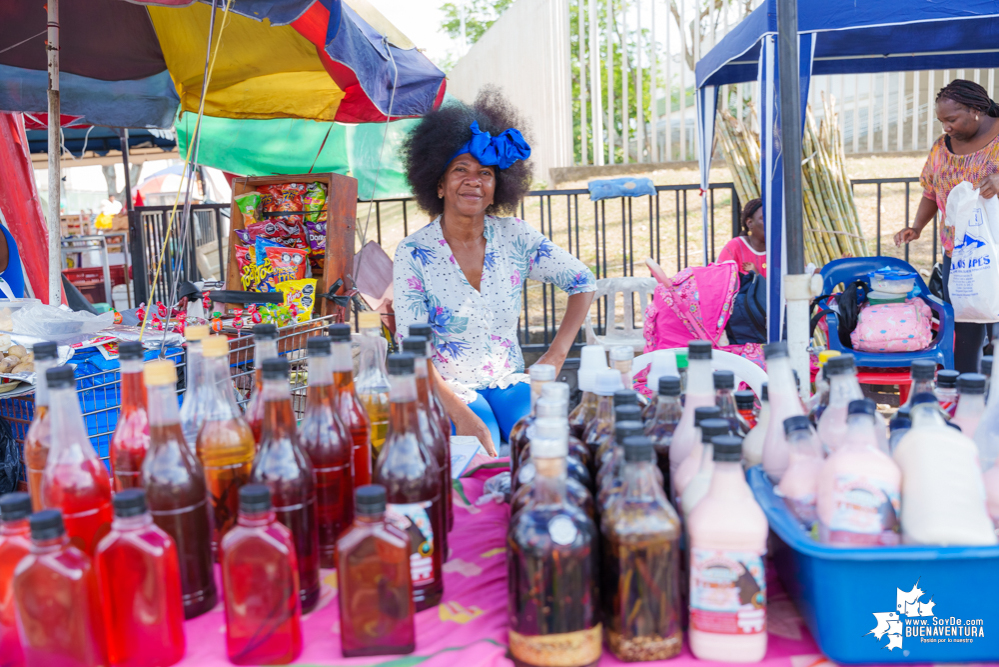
[143,359,178,386]
[357,311,382,330]
[202,335,229,358]
[186,324,210,342]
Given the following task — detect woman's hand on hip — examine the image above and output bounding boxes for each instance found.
[894,226,920,246]
[453,409,497,457]
[976,174,999,199]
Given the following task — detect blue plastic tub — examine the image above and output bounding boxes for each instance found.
[748,467,999,664]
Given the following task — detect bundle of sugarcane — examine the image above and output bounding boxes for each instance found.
[716,108,760,206]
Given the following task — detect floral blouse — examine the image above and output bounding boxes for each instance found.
[393,215,596,403]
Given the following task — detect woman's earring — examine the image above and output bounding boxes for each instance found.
[977,114,981,121]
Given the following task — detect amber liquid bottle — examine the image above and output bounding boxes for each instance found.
[373,352,444,611]
[24,341,59,511]
[142,358,218,619]
[244,323,279,445]
[355,311,391,458]
[196,335,256,558]
[645,376,683,487]
[329,323,373,488]
[109,341,150,491]
[251,357,321,613]
[515,382,592,486]
[596,419,648,512]
[582,368,624,464]
[337,485,416,658]
[407,323,452,455]
[569,345,609,440]
[0,492,31,667]
[508,417,601,667]
[508,364,556,477]
[596,392,641,471]
[299,336,354,568]
[179,324,211,453]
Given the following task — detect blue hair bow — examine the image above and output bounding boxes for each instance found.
[449,121,531,171]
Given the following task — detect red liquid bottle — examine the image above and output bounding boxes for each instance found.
[110,341,150,491]
[251,357,321,613]
[13,509,108,666]
[337,485,415,658]
[0,492,31,667]
[244,324,279,446]
[407,323,453,450]
[373,353,444,611]
[142,359,218,619]
[24,341,59,511]
[222,485,303,666]
[508,364,556,478]
[402,335,451,548]
[298,336,354,568]
[329,323,373,488]
[41,365,113,556]
[95,489,186,667]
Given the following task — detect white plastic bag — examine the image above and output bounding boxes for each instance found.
[945,181,999,322]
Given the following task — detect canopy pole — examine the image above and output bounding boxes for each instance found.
[46,0,61,306]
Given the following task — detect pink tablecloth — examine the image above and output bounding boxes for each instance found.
[178,457,833,667]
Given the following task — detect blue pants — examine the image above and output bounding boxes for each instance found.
[460,383,532,446]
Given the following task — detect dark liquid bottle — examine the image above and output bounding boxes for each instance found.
[508,364,556,478]
[0,493,31,667]
[407,324,453,473]
[94,489,186,667]
[596,420,649,512]
[329,324,373,488]
[24,341,59,512]
[244,324,279,446]
[714,370,747,435]
[298,336,354,569]
[373,353,444,611]
[251,357,321,613]
[582,368,624,463]
[645,376,683,488]
[142,359,218,619]
[569,345,608,440]
[13,510,108,666]
[221,485,302,665]
[735,390,758,431]
[516,383,592,480]
[596,401,642,476]
[508,417,601,667]
[337,485,416,658]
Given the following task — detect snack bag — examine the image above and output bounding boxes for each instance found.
[265,246,307,285]
[258,184,284,213]
[304,219,326,255]
[234,244,259,291]
[277,279,318,322]
[244,219,310,253]
[255,237,285,291]
[303,182,327,223]
[234,192,262,226]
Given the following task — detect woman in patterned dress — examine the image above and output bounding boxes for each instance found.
[393,89,596,455]
[894,79,999,373]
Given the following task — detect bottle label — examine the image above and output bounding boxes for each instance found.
[690,548,766,636]
[387,501,435,584]
[822,473,900,545]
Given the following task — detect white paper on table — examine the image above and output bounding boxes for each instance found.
[450,435,485,479]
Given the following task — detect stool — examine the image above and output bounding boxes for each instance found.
[856,369,913,405]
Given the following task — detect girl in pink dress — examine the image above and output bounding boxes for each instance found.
[718,198,766,277]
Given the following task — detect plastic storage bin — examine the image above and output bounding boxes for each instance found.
[748,467,999,664]
[869,269,917,294]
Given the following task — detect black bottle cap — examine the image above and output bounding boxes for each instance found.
[261,357,289,380]
[112,488,148,518]
[117,340,145,361]
[825,354,855,376]
[615,420,645,444]
[307,336,331,355]
[911,359,937,380]
[712,435,743,462]
[694,406,722,426]
[982,355,994,377]
[33,341,58,361]
[937,370,959,389]
[614,404,642,423]
[30,509,65,541]
[239,484,272,513]
[763,341,788,359]
[848,398,876,416]
[387,352,415,376]
[613,390,638,407]
[327,323,352,342]
[0,492,31,523]
[45,365,74,389]
[253,323,278,340]
[402,336,428,356]
[889,416,912,432]
[761,382,768,401]
[911,392,938,406]
[700,418,730,442]
[622,435,654,463]
[713,370,735,390]
[409,323,432,339]
[734,390,756,409]
[355,485,387,515]
[783,415,812,436]
[958,373,987,394]
[688,340,712,360]
[658,376,681,396]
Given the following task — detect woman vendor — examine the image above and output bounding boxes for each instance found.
[393,89,596,456]
[718,198,766,276]
[894,79,999,373]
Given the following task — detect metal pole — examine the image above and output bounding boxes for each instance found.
[589,0,604,165]
[46,0,62,306]
[776,0,803,275]
[579,0,588,165]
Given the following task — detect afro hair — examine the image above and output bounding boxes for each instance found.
[401,86,534,218]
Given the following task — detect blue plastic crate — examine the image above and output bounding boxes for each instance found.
[748,466,999,664]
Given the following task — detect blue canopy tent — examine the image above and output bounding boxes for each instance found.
[695,0,999,342]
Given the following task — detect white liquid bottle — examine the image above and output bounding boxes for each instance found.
[742,383,769,470]
[816,354,863,455]
[688,436,768,663]
[816,399,901,546]
[674,410,725,503]
[775,416,823,529]
[761,343,803,483]
[894,393,997,546]
[680,420,732,517]
[974,364,999,470]
[951,373,987,437]
[669,341,715,487]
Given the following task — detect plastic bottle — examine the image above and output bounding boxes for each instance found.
[40,365,113,556]
[179,324,211,453]
[507,417,601,667]
[669,341,716,487]
[936,369,960,418]
[596,419,650,511]
[582,368,624,460]
[568,345,607,439]
[521,383,593,474]
[775,416,823,528]
[687,437,768,662]
[951,373,987,436]
[244,323,279,445]
[735,390,757,431]
[298,336,354,569]
[610,345,635,394]
[356,311,391,458]
[816,354,863,455]
[742,383,769,469]
[337,485,415,658]
[901,359,937,410]
[0,492,31,667]
[806,349,840,423]
[110,341,150,492]
[142,358,217,620]
[373,353,444,611]
[508,364,557,476]
[23,341,59,511]
[329,323,374,488]
[251,357,321,613]
[645,376,682,487]
[675,351,689,394]
[642,350,678,422]
[95,489,186,667]
[197,336,256,558]
[679,419,731,517]
[221,485,302,665]
[673,406,724,503]
[974,363,999,469]
[761,342,805,483]
[13,509,107,666]
[596,397,641,471]
[888,407,911,455]
[714,370,743,434]
[407,323,452,448]
[816,399,900,546]
[602,436,682,661]
[894,394,997,546]
[982,355,993,403]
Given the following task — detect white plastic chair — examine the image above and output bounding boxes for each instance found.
[633,347,767,397]
[583,277,657,352]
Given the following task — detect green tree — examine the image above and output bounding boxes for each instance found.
[440,0,515,46]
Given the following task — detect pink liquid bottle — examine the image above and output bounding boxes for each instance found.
[221,484,303,665]
[109,341,151,492]
[669,341,716,490]
[742,383,769,469]
[816,354,863,455]
[40,365,113,556]
[687,437,768,662]
[0,493,31,667]
[679,419,732,517]
[244,323,280,445]
[13,509,108,666]
[94,489,186,667]
[952,373,987,437]
[672,406,722,504]
[775,416,824,529]
[761,342,804,483]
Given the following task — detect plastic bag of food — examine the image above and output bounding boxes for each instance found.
[234,192,263,226]
[303,182,327,223]
[257,184,283,212]
[277,279,317,322]
[240,220,310,253]
[11,304,114,339]
[234,244,259,291]
[265,246,307,284]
